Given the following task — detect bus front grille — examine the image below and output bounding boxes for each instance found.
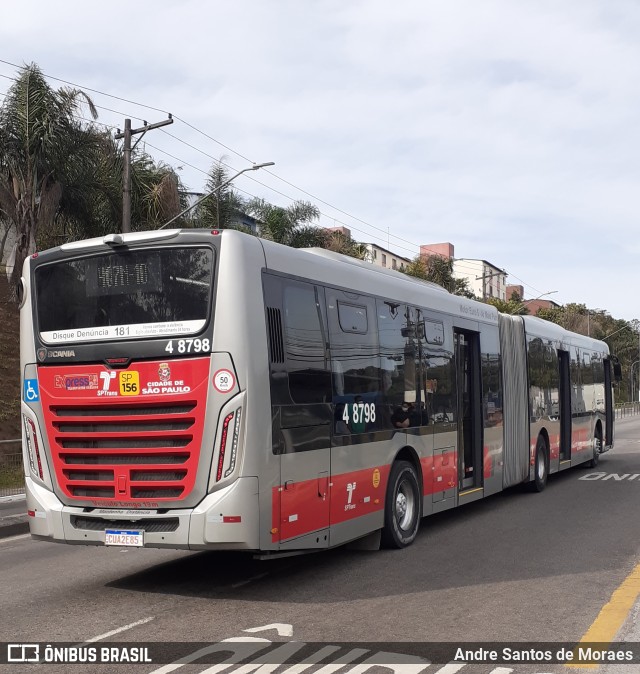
[43,398,207,504]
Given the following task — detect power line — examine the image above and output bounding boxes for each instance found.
[0,61,432,256]
[0,58,169,116]
[0,61,546,295]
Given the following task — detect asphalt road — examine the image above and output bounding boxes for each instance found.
[2,416,640,674]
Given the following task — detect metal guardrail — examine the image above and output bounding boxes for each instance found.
[0,452,24,498]
[615,402,640,418]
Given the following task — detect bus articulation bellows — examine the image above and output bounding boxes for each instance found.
[19,229,617,553]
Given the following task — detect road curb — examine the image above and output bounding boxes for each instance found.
[0,493,26,504]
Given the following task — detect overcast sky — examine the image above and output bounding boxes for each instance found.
[1,1,638,320]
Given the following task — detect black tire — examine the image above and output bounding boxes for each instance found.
[587,426,602,469]
[530,435,548,492]
[381,460,421,548]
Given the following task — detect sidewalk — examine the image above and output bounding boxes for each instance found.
[0,494,28,538]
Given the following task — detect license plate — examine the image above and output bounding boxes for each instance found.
[105,529,143,547]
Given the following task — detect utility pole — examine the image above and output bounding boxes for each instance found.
[115,116,174,233]
[159,162,275,230]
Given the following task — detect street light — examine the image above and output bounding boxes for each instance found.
[602,323,640,402]
[159,161,276,230]
[602,324,636,340]
[524,290,558,303]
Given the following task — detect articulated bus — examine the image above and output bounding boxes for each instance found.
[19,229,616,554]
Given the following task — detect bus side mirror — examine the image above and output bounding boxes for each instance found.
[613,360,623,382]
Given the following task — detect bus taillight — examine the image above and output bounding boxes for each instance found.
[23,416,43,480]
[217,408,243,481]
[225,408,242,479]
[217,412,235,481]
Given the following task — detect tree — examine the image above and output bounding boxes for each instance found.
[130,152,184,230]
[246,197,325,248]
[0,63,100,288]
[404,254,474,298]
[192,159,247,231]
[322,229,370,260]
[486,295,529,315]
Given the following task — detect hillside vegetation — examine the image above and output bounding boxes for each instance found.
[0,274,20,453]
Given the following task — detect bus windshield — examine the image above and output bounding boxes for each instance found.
[35,246,214,344]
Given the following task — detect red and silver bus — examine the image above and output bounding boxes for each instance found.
[19,229,617,554]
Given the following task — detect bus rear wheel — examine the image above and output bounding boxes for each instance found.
[382,460,421,548]
[530,436,548,492]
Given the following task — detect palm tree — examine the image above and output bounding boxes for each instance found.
[130,152,184,230]
[0,63,100,288]
[246,197,325,248]
[322,229,370,260]
[0,63,185,279]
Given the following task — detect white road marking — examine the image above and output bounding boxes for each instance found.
[244,623,294,637]
[147,637,273,674]
[82,616,155,643]
[278,646,342,674]
[433,666,467,673]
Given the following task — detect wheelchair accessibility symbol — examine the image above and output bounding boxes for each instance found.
[24,379,39,403]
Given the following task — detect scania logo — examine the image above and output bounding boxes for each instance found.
[38,349,76,360]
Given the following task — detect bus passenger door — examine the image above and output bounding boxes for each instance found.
[558,350,572,461]
[265,275,332,550]
[454,331,483,491]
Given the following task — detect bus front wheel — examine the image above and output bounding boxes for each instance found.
[587,426,602,469]
[381,460,421,548]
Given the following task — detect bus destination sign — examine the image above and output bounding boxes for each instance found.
[40,319,206,344]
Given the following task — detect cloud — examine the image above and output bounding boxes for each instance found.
[1,0,639,319]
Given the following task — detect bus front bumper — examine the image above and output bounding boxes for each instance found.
[25,476,260,551]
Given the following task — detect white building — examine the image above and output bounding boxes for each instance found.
[419,242,506,301]
[452,258,507,300]
[363,243,410,271]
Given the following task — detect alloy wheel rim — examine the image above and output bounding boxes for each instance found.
[395,480,415,530]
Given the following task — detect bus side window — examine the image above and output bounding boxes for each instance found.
[422,320,456,426]
[282,282,331,405]
[377,301,428,429]
[327,291,380,434]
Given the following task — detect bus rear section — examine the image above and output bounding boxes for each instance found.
[20,230,264,551]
